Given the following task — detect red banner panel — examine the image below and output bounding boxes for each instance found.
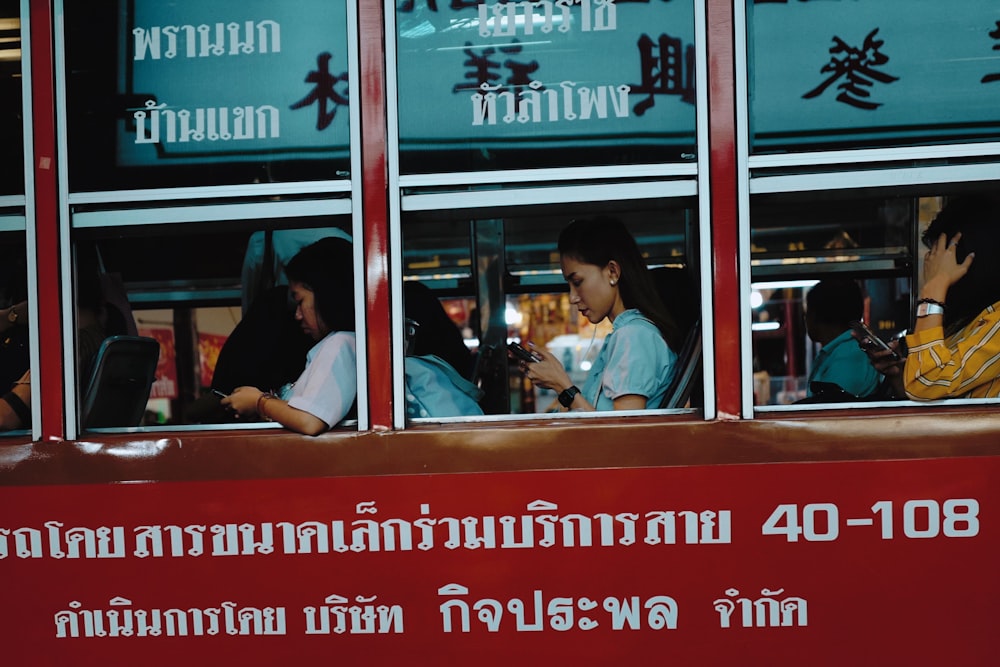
[1,457,996,665]
[138,326,178,399]
[198,332,227,388]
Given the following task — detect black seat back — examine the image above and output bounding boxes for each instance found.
[80,336,160,429]
[660,319,702,409]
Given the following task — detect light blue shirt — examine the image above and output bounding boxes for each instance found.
[581,309,677,410]
[807,328,880,398]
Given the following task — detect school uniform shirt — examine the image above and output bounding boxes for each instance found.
[281,331,357,427]
[581,309,677,411]
[904,301,1000,400]
[807,328,881,398]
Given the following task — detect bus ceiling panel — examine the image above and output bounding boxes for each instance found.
[748,142,1000,171]
[749,163,1000,195]
[0,214,26,232]
[126,283,242,309]
[71,199,353,228]
[398,163,698,189]
[750,254,910,281]
[66,181,353,206]
[401,181,698,212]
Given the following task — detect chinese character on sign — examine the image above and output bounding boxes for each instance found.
[982,21,1000,84]
[802,28,898,110]
[629,33,695,116]
[453,41,541,113]
[290,52,350,131]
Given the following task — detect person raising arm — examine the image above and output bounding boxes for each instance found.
[901,196,1000,400]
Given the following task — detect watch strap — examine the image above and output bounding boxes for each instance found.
[558,385,581,408]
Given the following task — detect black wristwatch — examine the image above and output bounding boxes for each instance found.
[558,385,581,408]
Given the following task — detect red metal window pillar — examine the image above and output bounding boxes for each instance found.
[706,0,742,419]
[30,0,66,440]
[358,0,392,430]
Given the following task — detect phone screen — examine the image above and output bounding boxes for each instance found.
[507,342,541,363]
[849,321,899,360]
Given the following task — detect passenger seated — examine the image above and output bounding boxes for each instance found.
[401,281,482,418]
[866,196,1000,400]
[0,244,122,430]
[800,278,880,401]
[403,281,474,378]
[519,216,683,411]
[222,237,357,435]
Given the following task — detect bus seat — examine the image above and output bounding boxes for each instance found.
[80,336,160,429]
[660,319,702,409]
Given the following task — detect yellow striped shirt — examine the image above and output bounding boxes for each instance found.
[903,301,1000,400]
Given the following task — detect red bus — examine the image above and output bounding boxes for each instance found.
[2,0,999,664]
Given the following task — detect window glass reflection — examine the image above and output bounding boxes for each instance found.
[395,0,697,174]
[0,1,24,196]
[64,0,351,192]
[748,0,1000,153]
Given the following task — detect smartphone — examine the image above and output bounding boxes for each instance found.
[849,320,899,360]
[507,341,542,363]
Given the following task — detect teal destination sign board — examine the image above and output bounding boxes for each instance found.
[749,0,1000,152]
[395,0,697,171]
[117,0,350,167]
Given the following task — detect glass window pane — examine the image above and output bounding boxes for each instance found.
[750,183,1000,406]
[72,214,355,430]
[64,0,352,192]
[0,1,23,196]
[395,0,697,174]
[0,229,29,433]
[748,0,1000,153]
[402,197,700,417]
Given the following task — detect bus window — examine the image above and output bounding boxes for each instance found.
[0,1,23,196]
[401,196,700,419]
[750,185,1000,407]
[62,0,353,192]
[0,229,29,434]
[71,212,354,430]
[394,0,697,175]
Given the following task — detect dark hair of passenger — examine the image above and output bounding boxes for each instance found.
[921,195,1000,332]
[284,237,355,334]
[558,216,684,351]
[806,279,864,329]
[403,280,474,377]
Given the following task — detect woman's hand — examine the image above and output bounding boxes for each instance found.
[519,343,573,394]
[221,386,264,418]
[922,232,975,301]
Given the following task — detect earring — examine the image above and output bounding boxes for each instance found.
[610,279,617,286]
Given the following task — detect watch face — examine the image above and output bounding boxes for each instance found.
[916,302,945,317]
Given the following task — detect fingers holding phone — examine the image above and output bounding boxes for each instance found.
[507,341,543,364]
[850,320,900,361]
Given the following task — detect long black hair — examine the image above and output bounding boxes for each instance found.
[285,237,356,334]
[558,216,684,351]
[921,196,1000,333]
